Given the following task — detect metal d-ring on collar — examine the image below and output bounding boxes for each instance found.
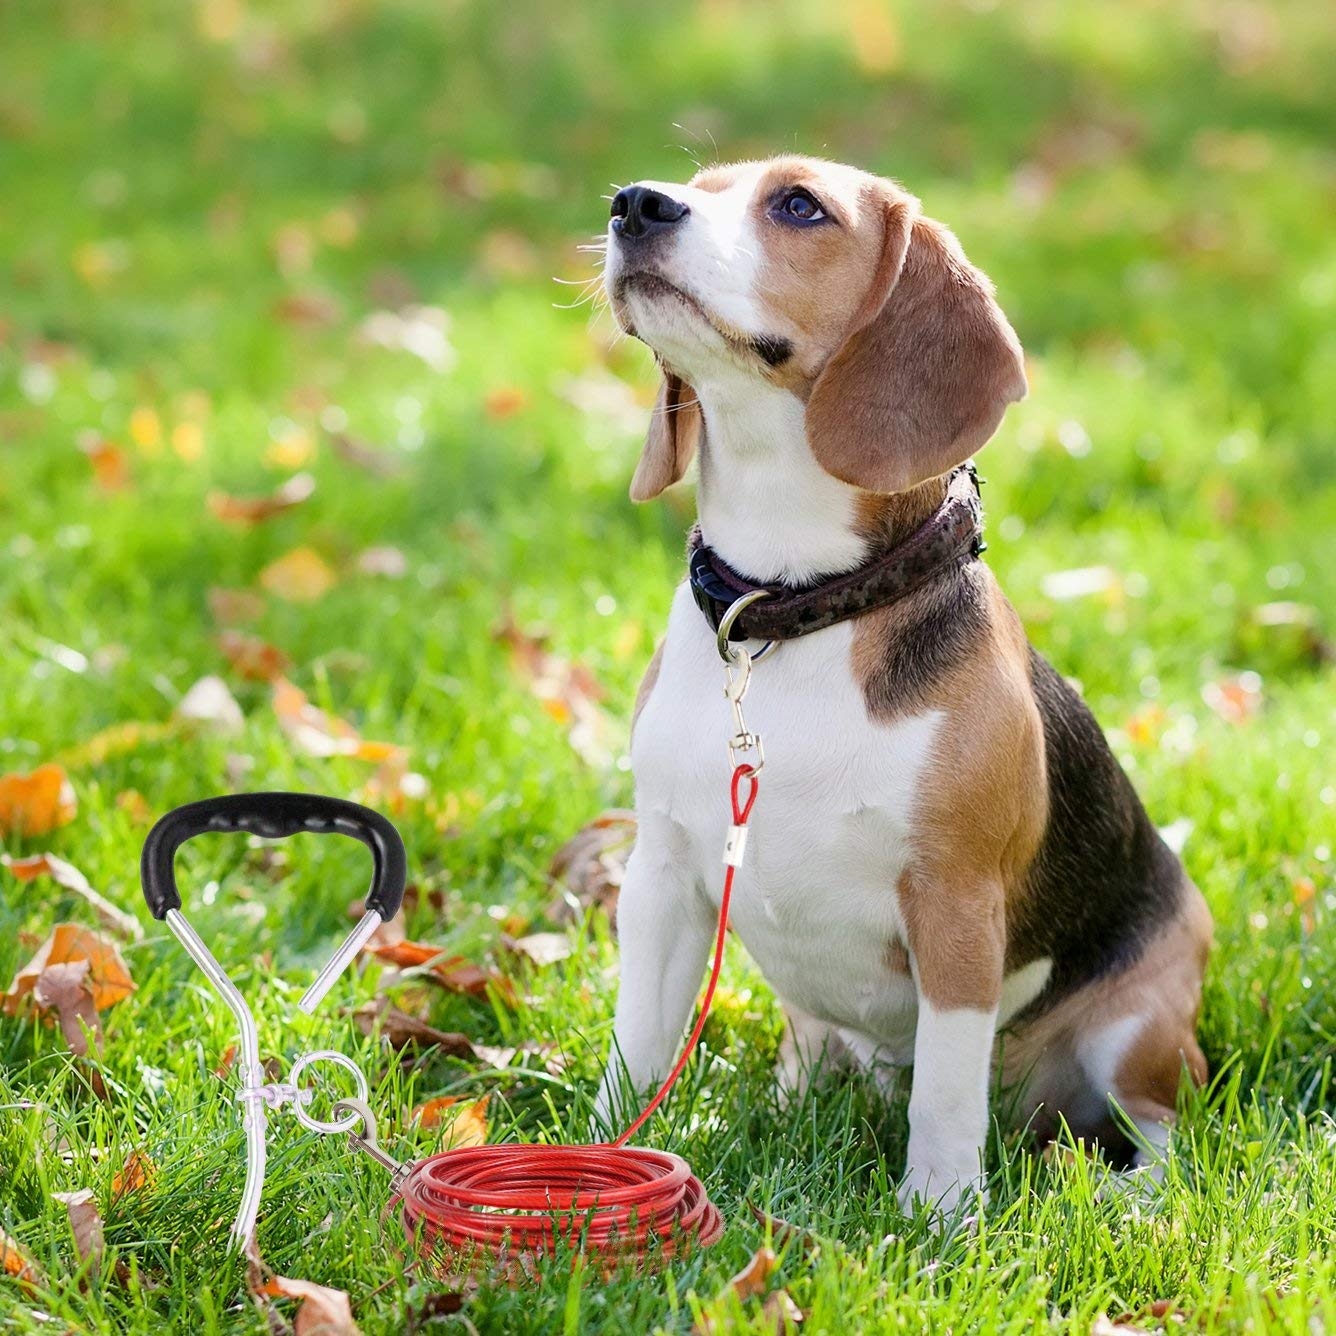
[715,589,776,666]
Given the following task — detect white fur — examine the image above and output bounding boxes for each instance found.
[900,1003,997,1213]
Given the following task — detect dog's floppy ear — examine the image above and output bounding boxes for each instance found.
[806,188,1027,495]
[630,368,702,502]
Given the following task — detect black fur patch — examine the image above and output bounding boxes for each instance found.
[751,335,793,367]
[859,560,990,714]
[1007,648,1185,1014]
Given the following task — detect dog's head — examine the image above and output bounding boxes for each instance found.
[603,156,1026,501]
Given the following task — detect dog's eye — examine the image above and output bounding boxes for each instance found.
[774,188,827,225]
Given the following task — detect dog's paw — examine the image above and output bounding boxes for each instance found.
[897,1161,988,1222]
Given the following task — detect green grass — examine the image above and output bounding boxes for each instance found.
[2,0,1334,1330]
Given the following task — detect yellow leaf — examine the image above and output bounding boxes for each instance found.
[1,1227,42,1292]
[265,428,317,470]
[129,406,162,454]
[412,1095,490,1149]
[3,923,137,1014]
[260,547,337,602]
[0,763,76,836]
[171,421,205,461]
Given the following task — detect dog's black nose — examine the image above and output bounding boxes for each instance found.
[611,186,689,240]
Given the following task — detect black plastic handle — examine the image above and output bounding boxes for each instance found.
[141,792,407,922]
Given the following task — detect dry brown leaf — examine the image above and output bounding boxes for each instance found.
[208,586,267,625]
[412,1094,490,1148]
[1,1227,42,1292]
[256,1272,362,1335]
[363,938,512,1004]
[503,931,573,968]
[32,959,100,1054]
[215,1043,238,1079]
[260,546,337,602]
[346,998,477,1057]
[547,809,636,926]
[52,1188,104,1270]
[758,1288,804,1332]
[272,678,405,766]
[746,1202,822,1256]
[111,1150,157,1200]
[219,630,292,682]
[494,615,612,766]
[0,763,76,836]
[3,852,142,941]
[4,924,138,1026]
[208,471,315,526]
[723,1247,778,1303]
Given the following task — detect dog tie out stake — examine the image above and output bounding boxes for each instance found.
[144,593,771,1270]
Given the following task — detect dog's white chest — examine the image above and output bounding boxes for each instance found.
[633,585,943,1044]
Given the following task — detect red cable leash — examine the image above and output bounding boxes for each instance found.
[398,764,759,1268]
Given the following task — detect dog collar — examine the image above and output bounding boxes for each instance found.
[688,464,986,643]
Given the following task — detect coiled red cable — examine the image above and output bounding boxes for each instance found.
[398,766,759,1268]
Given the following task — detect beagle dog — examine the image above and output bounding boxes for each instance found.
[593,156,1211,1213]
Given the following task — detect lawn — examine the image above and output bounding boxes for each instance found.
[1,0,1333,1331]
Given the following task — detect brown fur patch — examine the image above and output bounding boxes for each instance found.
[857,571,1046,1011]
[631,641,664,737]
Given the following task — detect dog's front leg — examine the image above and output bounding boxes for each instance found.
[899,884,1004,1216]
[593,813,714,1135]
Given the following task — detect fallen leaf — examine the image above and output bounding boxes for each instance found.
[358,305,454,373]
[412,1095,490,1148]
[2,852,142,941]
[494,614,612,766]
[722,1247,778,1303]
[273,291,341,326]
[1202,672,1263,724]
[219,630,291,682]
[345,998,477,1056]
[55,721,179,769]
[363,938,507,1001]
[79,437,131,492]
[208,472,315,526]
[32,959,101,1054]
[4,923,137,1022]
[111,1150,157,1200]
[208,587,266,625]
[0,763,76,836]
[128,405,162,453]
[1,1227,42,1292]
[484,386,528,419]
[547,809,636,926]
[260,546,337,602]
[695,1247,781,1333]
[272,678,405,766]
[115,789,152,825]
[253,1267,362,1336]
[177,675,244,734]
[52,1188,104,1271]
[503,931,573,968]
[758,1288,804,1332]
[215,1044,238,1078]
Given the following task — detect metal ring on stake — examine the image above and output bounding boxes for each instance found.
[289,1050,370,1134]
[715,589,775,665]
